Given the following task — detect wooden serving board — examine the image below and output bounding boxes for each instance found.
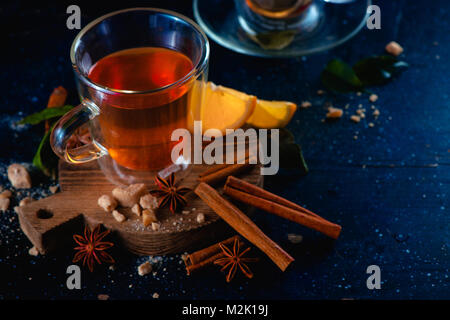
[17,160,262,255]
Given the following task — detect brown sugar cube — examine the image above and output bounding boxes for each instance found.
[112,183,147,207]
[139,194,158,210]
[385,41,403,56]
[0,198,10,212]
[112,210,126,223]
[131,203,142,216]
[138,261,152,276]
[326,107,343,119]
[7,164,32,189]
[98,195,118,212]
[142,209,158,227]
[19,197,33,207]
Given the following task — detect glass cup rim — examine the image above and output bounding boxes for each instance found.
[70,7,210,95]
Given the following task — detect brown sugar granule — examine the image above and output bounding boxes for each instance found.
[350,115,361,123]
[112,210,126,223]
[287,233,303,244]
[131,203,142,216]
[139,194,158,210]
[49,186,58,194]
[326,107,343,119]
[300,101,312,108]
[0,190,12,198]
[385,41,403,56]
[138,261,152,276]
[196,213,205,224]
[0,198,10,212]
[151,222,160,231]
[7,164,32,189]
[356,109,366,118]
[369,94,378,103]
[142,209,158,227]
[98,195,118,212]
[28,246,39,256]
[19,197,33,207]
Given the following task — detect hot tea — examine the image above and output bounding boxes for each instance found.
[87,47,194,171]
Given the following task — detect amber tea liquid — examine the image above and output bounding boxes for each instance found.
[246,0,311,18]
[88,47,194,171]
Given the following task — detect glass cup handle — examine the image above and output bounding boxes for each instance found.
[50,100,107,164]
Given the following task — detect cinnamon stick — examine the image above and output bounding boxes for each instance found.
[185,252,225,275]
[187,235,240,265]
[198,163,232,178]
[198,163,253,185]
[45,86,67,131]
[226,176,325,220]
[195,182,294,271]
[224,176,342,239]
[47,86,68,108]
[184,235,243,275]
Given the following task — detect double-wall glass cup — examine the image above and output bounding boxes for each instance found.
[50,8,210,186]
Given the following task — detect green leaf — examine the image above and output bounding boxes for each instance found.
[249,30,296,50]
[353,55,409,86]
[321,59,364,93]
[279,142,308,174]
[32,124,58,176]
[18,105,73,125]
[277,128,308,175]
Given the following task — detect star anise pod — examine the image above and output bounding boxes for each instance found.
[150,172,191,213]
[73,225,115,272]
[214,237,258,282]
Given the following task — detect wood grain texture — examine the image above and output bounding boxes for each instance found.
[17,160,263,255]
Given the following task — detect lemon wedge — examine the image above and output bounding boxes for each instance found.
[246,99,297,129]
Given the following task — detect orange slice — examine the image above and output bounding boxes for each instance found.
[246,99,297,128]
[194,82,257,136]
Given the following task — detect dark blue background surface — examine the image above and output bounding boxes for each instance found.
[0,0,448,299]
